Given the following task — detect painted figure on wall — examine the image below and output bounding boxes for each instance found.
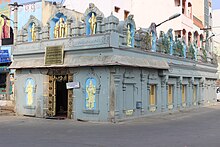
[54,22,59,38]
[25,79,35,106]
[89,12,96,35]
[1,17,10,39]
[53,17,67,38]
[127,24,132,47]
[30,23,36,41]
[86,79,96,110]
[59,18,65,38]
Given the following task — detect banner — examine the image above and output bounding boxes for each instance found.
[0,0,11,39]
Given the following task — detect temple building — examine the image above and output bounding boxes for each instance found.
[9,3,217,122]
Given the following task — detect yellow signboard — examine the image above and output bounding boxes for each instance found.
[44,46,64,65]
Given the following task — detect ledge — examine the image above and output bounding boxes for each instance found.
[83,109,100,114]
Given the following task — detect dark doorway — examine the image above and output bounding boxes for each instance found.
[55,75,68,117]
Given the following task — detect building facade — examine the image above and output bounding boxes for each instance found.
[0,0,15,107]
[10,3,217,122]
[213,9,220,82]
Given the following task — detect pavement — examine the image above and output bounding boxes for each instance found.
[1,103,220,147]
[0,102,219,122]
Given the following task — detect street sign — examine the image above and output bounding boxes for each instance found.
[0,50,11,63]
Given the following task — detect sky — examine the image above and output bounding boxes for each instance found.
[212,0,220,10]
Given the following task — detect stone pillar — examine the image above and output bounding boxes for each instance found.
[79,22,86,36]
[5,73,10,100]
[108,68,116,122]
[42,23,50,40]
[96,16,102,34]
[17,30,23,44]
[113,74,121,122]
[187,77,194,107]
[23,29,28,42]
[67,19,72,38]
[13,6,18,44]
[35,26,41,42]
[161,75,168,111]
[123,27,127,46]
[67,74,73,119]
[198,77,205,105]
[177,76,182,108]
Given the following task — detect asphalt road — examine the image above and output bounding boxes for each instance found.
[1,104,220,147]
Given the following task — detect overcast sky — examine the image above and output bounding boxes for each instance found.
[212,0,220,10]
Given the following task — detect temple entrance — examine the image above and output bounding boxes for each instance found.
[55,75,68,117]
[47,74,73,119]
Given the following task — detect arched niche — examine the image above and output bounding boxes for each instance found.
[48,9,76,39]
[83,3,104,36]
[22,15,42,42]
[49,12,67,39]
[124,15,136,47]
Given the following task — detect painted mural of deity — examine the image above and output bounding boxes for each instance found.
[85,78,96,110]
[25,78,35,106]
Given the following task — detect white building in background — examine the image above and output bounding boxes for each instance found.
[213,10,220,54]
[63,0,212,50]
[63,0,132,21]
[213,9,220,79]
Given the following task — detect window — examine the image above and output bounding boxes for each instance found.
[168,85,173,105]
[174,0,181,6]
[182,85,186,104]
[124,10,130,20]
[149,85,156,105]
[0,73,6,88]
[114,6,120,13]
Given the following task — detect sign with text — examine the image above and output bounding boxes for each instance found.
[44,46,64,65]
[0,49,10,63]
[66,82,80,89]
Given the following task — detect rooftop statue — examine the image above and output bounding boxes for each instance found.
[89,12,96,35]
[59,18,65,38]
[54,22,59,38]
[30,23,36,42]
[166,28,173,55]
[127,24,132,47]
[149,23,157,52]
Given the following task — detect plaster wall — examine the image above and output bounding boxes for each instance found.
[15,69,44,117]
[73,67,110,121]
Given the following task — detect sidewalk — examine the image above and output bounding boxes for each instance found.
[126,103,220,124]
[0,106,15,116]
